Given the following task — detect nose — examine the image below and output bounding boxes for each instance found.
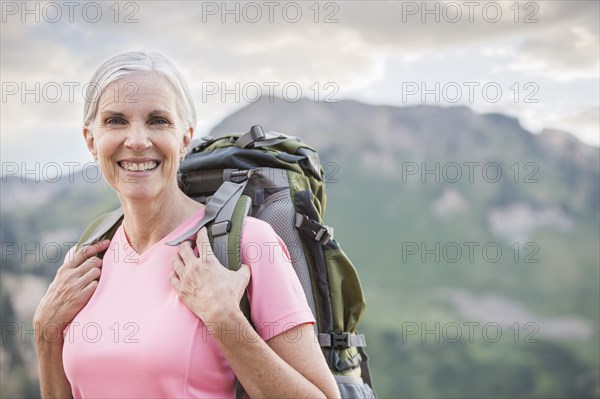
[124,123,152,152]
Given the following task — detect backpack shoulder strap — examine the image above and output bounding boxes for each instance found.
[76,208,124,255]
[166,176,252,247]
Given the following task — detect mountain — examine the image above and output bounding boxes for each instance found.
[1,98,598,398]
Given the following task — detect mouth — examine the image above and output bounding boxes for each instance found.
[117,159,161,172]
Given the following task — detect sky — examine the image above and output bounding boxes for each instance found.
[1,0,599,178]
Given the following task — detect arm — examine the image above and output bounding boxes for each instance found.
[35,337,72,399]
[33,240,110,399]
[171,228,340,398]
[209,312,340,399]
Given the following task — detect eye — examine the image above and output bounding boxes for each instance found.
[105,117,126,125]
[149,118,171,126]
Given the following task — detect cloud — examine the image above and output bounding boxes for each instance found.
[508,26,599,81]
[551,106,600,146]
[1,0,598,170]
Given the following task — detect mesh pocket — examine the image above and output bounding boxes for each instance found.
[257,194,318,321]
[335,376,377,399]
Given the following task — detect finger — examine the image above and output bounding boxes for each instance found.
[196,226,209,245]
[169,271,181,290]
[81,279,99,295]
[195,228,215,261]
[78,265,102,286]
[75,256,103,276]
[171,254,185,276]
[238,263,251,285]
[68,240,111,268]
[178,240,197,264]
[239,263,251,278]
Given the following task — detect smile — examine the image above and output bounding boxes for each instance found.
[117,160,160,172]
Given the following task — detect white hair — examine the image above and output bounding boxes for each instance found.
[83,52,196,129]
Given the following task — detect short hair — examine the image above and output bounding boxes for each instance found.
[83,52,196,129]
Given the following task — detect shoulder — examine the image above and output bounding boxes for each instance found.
[240,216,279,243]
[238,216,292,266]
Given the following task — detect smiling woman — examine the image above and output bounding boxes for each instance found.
[84,71,195,223]
[32,52,340,399]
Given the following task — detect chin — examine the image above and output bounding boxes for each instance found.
[117,187,162,202]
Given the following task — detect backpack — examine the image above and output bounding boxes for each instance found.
[76,125,377,399]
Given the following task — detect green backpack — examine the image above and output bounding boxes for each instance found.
[76,125,376,399]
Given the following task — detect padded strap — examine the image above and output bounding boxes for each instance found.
[77,208,124,249]
[211,191,238,267]
[165,179,249,246]
[318,332,367,349]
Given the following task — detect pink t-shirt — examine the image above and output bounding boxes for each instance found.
[62,207,315,398]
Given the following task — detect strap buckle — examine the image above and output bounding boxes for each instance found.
[230,169,257,183]
[294,213,333,245]
[211,220,231,237]
[332,332,352,349]
[249,125,265,141]
[314,226,332,244]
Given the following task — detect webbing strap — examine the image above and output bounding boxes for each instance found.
[251,137,299,148]
[358,346,376,393]
[294,213,333,245]
[234,380,244,399]
[234,125,265,148]
[318,332,367,349]
[165,180,247,246]
[234,125,300,149]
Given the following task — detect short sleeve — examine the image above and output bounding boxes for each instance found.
[240,217,316,342]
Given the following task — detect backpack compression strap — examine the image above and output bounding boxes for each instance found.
[234,124,302,150]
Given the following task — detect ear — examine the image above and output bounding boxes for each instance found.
[180,126,194,158]
[83,126,97,160]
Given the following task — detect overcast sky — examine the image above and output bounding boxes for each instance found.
[1,0,598,178]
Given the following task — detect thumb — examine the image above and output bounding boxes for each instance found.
[238,263,251,285]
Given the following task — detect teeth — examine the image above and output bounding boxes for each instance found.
[120,161,158,171]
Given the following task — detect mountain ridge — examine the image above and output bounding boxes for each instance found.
[1,99,598,398]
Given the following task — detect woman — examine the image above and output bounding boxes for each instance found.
[33,52,340,399]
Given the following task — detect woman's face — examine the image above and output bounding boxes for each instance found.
[84,72,192,202]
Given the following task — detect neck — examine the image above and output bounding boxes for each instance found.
[119,189,202,254]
